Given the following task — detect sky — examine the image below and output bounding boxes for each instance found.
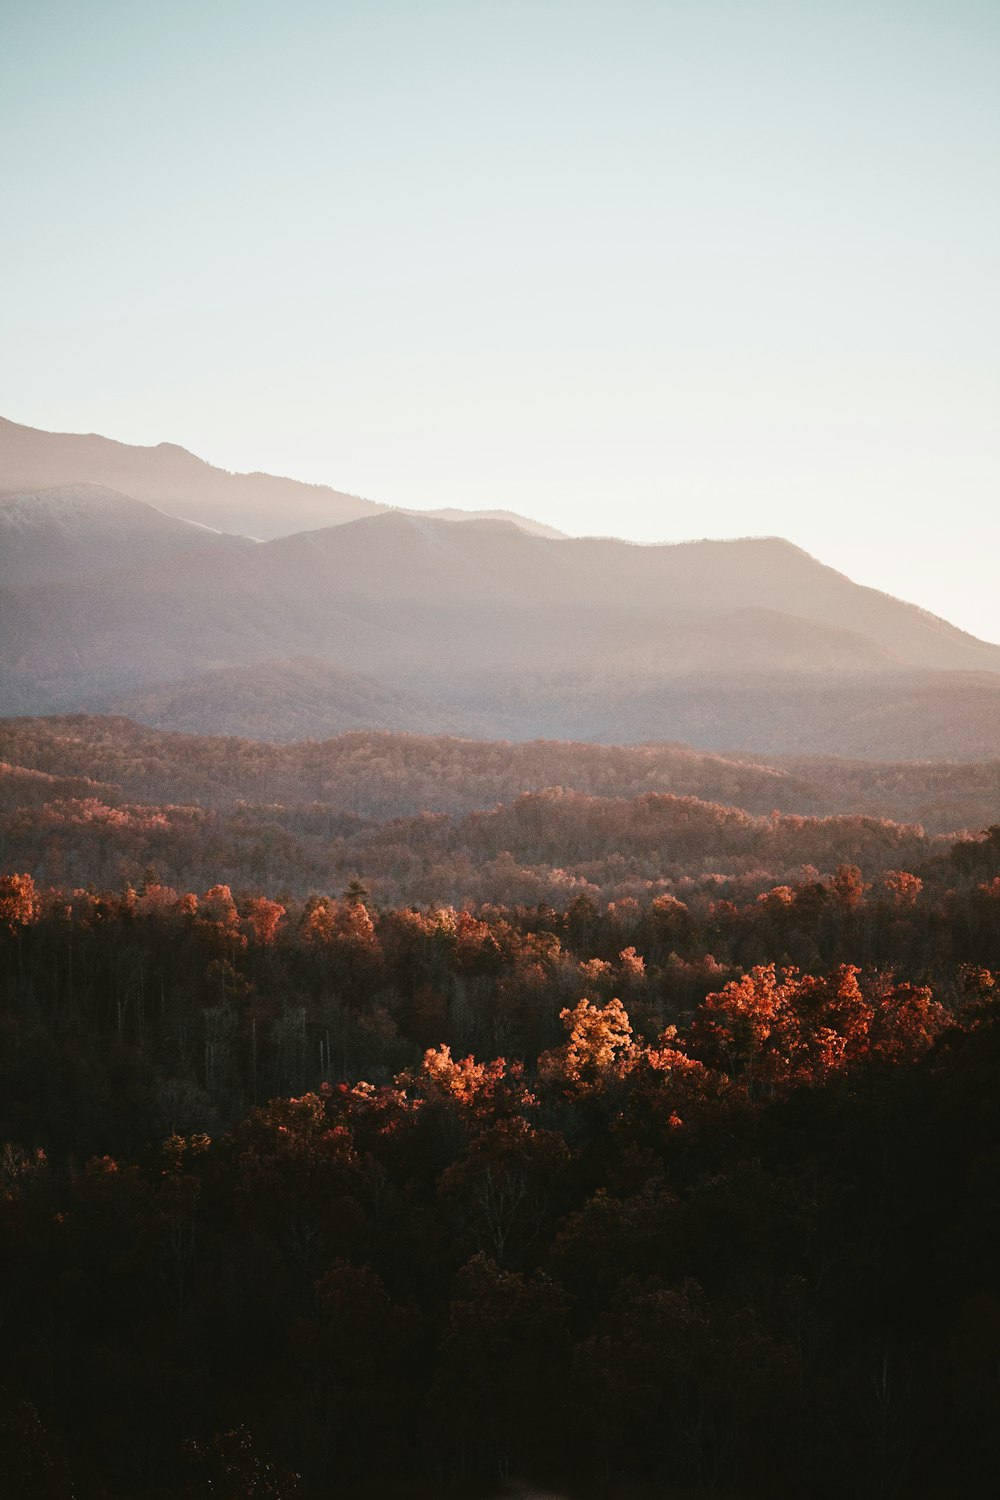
[2,0,998,640]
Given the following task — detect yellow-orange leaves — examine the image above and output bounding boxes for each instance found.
[0,872,39,930]
[540,996,636,1092]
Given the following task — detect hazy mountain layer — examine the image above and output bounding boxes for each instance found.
[2,472,999,758]
[111,657,501,741]
[0,415,564,539]
[91,660,999,761]
[0,483,253,586]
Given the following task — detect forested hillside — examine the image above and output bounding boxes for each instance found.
[2,710,999,1496]
[1,814,999,1497]
[2,716,998,906]
[3,714,998,825]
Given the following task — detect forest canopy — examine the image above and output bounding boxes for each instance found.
[1,717,999,1497]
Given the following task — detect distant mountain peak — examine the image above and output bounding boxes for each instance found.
[0,413,562,542]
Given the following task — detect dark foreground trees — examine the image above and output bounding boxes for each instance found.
[1,850,1000,1497]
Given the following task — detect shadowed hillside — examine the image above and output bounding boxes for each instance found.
[112,658,502,740]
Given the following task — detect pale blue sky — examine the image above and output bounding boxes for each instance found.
[2,0,998,639]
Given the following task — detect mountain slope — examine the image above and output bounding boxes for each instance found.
[0,416,385,536]
[0,510,904,717]
[0,414,563,539]
[95,659,1000,760]
[109,657,503,740]
[2,485,999,758]
[0,483,253,585]
[261,513,1000,676]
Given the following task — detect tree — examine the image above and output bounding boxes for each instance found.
[0,872,39,931]
[539,996,637,1093]
[431,1254,570,1479]
[438,1115,571,1263]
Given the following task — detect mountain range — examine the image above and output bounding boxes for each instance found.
[2,416,999,759]
[0,414,564,539]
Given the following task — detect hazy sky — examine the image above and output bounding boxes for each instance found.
[2,0,998,640]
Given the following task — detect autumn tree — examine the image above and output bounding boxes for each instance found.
[539,996,637,1093]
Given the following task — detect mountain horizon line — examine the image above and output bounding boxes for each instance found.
[0,412,570,543]
[3,410,1000,762]
[3,412,997,655]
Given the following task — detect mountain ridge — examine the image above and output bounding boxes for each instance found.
[3,422,999,760]
[0,414,565,540]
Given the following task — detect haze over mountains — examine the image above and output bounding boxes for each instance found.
[0,415,565,540]
[2,416,999,759]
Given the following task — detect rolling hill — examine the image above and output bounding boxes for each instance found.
[1,713,997,832]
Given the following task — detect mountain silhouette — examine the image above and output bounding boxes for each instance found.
[0,415,564,539]
[2,428,998,758]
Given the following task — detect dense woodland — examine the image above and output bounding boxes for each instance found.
[2,747,1000,1496]
[2,719,999,924]
[4,716,1000,827]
